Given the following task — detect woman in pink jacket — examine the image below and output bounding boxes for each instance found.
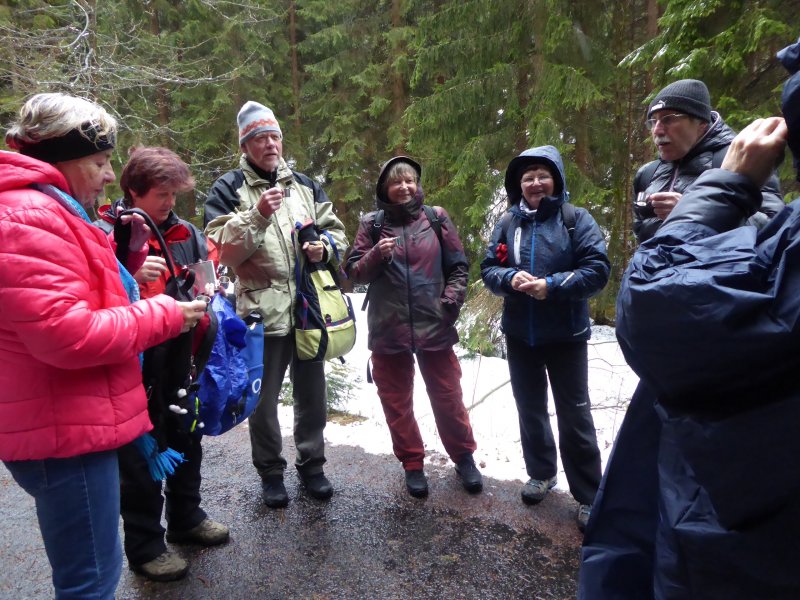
[0,93,206,600]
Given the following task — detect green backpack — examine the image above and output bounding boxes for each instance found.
[293,221,356,362]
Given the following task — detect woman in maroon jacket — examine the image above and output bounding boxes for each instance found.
[346,156,482,498]
[0,93,206,600]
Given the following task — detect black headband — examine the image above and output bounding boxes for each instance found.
[20,124,115,163]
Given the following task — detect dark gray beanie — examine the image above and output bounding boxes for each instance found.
[647,79,712,123]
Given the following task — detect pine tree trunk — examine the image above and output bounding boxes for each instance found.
[289,1,302,129]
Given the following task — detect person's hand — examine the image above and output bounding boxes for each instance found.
[721,117,788,188]
[119,212,151,251]
[376,236,397,259]
[511,270,536,291]
[255,187,284,218]
[134,256,168,283]
[302,241,325,263]
[649,192,682,220]
[516,275,548,300]
[177,299,208,332]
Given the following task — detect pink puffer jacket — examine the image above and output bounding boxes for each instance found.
[0,151,185,461]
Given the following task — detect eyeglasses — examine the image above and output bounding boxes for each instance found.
[250,132,282,143]
[645,113,689,131]
[521,175,553,184]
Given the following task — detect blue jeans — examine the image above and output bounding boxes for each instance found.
[4,450,122,600]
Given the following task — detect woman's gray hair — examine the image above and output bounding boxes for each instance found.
[5,92,117,149]
[383,161,419,191]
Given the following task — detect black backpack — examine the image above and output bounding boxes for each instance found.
[114,209,215,453]
[498,202,577,245]
[368,204,443,246]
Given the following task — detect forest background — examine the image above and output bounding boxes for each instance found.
[2,0,799,353]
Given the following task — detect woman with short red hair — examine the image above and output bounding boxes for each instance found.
[95,146,229,582]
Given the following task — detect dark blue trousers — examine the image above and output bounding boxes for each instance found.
[5,450,122,599]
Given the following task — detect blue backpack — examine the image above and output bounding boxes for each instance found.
[192,293,264,436]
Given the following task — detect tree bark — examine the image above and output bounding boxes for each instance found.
[289,1,302,129]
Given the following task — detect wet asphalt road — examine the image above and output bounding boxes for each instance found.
[0,425,583,599]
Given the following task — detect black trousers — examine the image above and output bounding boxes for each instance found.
[506,336,601,505]
[118,428,206,566]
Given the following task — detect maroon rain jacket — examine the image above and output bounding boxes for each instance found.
[346,183,468,355]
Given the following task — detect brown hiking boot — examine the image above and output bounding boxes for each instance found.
[130,550,189,582]
[166,518,230,546]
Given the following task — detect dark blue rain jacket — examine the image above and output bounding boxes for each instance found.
[480,146,609,346]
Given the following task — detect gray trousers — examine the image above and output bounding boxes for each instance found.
[249,334,328,479]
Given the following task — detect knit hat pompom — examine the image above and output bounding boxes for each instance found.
[647,79,712,123]
[238,101,282,145]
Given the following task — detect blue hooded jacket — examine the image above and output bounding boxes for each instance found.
[480,145,609,346]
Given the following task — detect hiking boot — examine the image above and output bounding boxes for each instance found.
[577,504,592,533]
[404,469,429,498]
[166,518,230,546]
[130,549,189,582]
[521,476,557,505]
[261,475,289,508]
[299,472,333,500]
[454,455,483,494]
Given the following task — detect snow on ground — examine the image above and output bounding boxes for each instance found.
[275,293,639,494]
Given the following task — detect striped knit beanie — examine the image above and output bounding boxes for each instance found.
[238,101,282,145]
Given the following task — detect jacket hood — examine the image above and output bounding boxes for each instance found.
[504,145,567,206]
[376,156,422,204]
[0,151,70,195]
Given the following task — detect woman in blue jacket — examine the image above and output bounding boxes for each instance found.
[481,145,609,531]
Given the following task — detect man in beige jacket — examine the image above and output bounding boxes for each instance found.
[204,101,348,508]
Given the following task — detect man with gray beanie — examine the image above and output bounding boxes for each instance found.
[579,80,786,598]
[632,78,784,243]
[204,101,348,508]
[581,38,800,598]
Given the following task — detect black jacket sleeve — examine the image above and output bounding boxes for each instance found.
[203,171,244,228]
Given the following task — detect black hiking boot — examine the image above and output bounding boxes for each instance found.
[299,472,334,500]
[261,475,289,508]
[455,455,483,494]
[404,469,429,498]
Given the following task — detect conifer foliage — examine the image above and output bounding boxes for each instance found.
[1,0,797,324]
